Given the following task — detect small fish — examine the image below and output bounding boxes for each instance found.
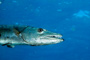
[0,25,64,48]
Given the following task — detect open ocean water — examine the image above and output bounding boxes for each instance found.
[0,0,90,60]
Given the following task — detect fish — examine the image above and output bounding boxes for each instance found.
[0,25,64,48]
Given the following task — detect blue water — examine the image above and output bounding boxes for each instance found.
[0,0,90,60]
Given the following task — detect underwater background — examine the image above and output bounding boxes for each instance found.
[0,0,90,60]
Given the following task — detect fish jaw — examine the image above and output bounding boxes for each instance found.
[26,29,64,46]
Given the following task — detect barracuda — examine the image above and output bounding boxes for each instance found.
[0,25,64,48]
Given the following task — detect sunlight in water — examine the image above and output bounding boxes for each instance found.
[73,10,90,18]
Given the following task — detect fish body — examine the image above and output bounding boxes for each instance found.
[0,25,64,48]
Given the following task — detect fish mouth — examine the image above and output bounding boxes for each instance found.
[47,35,62,39]
[36,33,64,45]
[45,34,64,41]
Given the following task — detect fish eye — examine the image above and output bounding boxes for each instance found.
[38,28,44,32]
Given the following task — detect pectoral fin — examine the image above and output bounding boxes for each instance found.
[2,43,15,48]
[7,45,15,48]
[2,43,10,46]
[13,28,20,36]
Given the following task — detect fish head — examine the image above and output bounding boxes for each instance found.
[26,27,64,46]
